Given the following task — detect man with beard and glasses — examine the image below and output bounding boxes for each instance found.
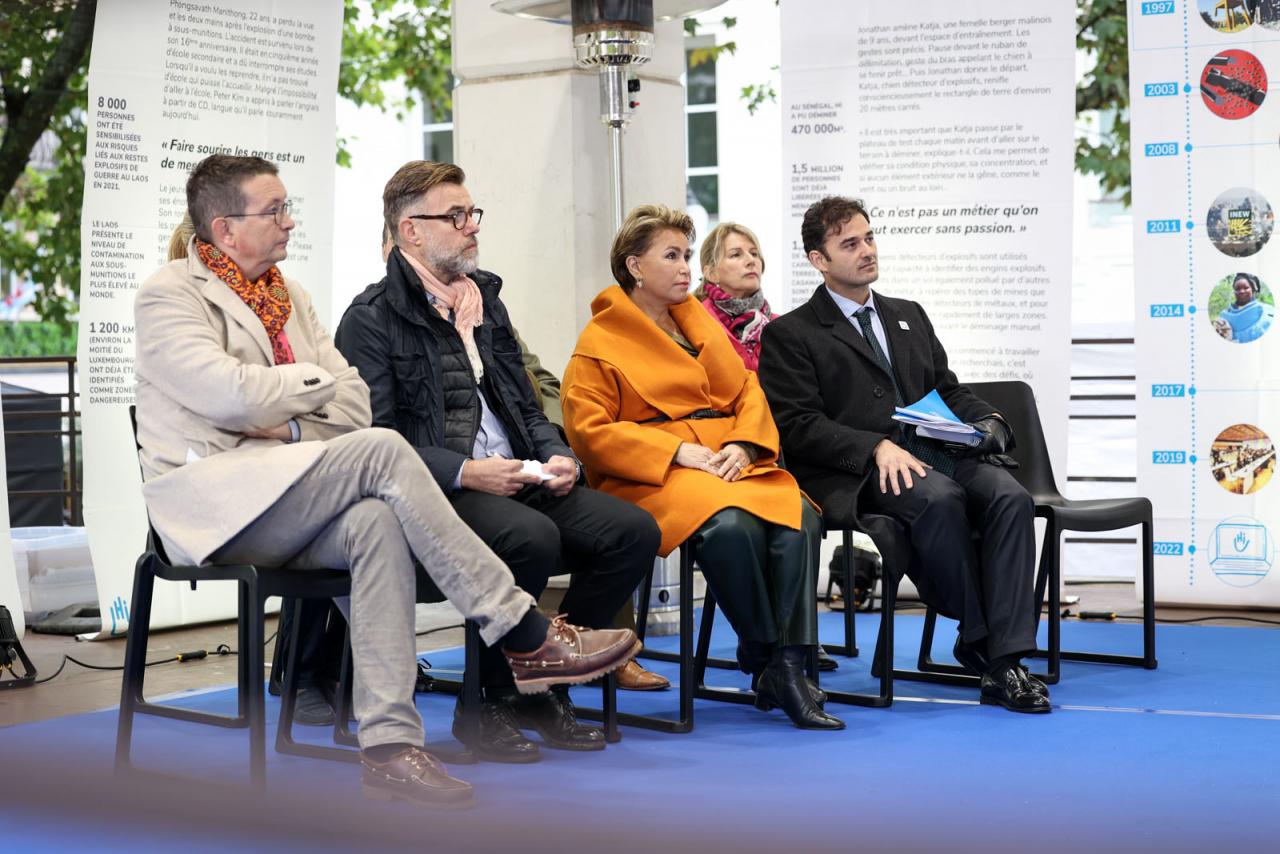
[335,161,660,763]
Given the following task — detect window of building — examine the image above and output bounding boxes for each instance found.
[423,99,454,164]
[684,39,719,222]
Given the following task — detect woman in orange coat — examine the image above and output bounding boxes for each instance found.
[562,205,842,730]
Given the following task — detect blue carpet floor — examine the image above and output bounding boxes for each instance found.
[2,613,1278,852]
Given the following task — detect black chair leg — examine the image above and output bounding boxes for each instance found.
[1141,520,1158,669]
[114,554,155,776]
[825,571,895,708]
[689,591,753,706]
[1035,518,1159,671]
[821,531,859,659]
[246,581,267,789]
[578,544,695,733]
[277,601,359,764]
[332,633,358,748]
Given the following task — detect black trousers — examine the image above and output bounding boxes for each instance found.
[272,597,346,691]
[692,500,821,671]
[861,456,1037,660]
[449,484,659,692]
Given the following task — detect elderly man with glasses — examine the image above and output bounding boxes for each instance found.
[335,160,660,764]
[133,155,640,807]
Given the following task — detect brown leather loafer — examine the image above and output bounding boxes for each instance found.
[503,614,640,695]
[615,658,670,691]
[361,746,475,808]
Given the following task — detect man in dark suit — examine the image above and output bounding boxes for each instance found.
[758,196,1049,713]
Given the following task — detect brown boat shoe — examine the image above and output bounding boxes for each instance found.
[361,746,475,809]
[503,614,640,695]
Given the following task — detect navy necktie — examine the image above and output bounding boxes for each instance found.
[853,308,955,477]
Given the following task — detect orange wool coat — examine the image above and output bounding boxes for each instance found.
[563,285,806,556]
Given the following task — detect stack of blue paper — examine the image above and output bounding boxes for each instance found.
[891,389,981,445]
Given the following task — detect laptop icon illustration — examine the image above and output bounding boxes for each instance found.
[1210,521,1272,578]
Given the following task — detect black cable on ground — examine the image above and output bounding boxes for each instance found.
[33,629,280,685]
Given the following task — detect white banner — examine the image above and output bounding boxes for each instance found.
[77,0,343,635]
[778,0,1076,479]
[1129,0,1280,606]
[0,399,24,639]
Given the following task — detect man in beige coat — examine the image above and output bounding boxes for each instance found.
[133,154,638,807]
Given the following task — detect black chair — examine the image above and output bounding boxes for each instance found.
[115,529,354,788]
[964,380,1156,681]
[577,546,694,734]
[118,407,355,787]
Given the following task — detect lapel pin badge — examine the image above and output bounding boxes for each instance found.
[899,320,910,330]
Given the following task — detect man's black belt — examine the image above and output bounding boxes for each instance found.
[639,409,730,424]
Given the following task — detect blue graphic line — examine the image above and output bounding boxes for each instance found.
[1182,0,1196,588]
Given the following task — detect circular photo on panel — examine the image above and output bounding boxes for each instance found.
[1210,425,1276,495]
[1257,0,1280,30]
[1200,49,1268,118]
[1206,187,1274,257]
[1199,0,1258,34]
[1204,515,1274,587]
[1208,273,1276,342]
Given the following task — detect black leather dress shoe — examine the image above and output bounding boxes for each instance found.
[980,663,1051,714]
[816,647,839,672]
[508,689,606,751]
[451,698,541,763]
[292,686,337,727]
[954,639,1048,697]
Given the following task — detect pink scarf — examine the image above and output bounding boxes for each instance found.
[401,250,485,382]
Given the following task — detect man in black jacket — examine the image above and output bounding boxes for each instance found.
[758,196,1049,713]
[335,160,660,761]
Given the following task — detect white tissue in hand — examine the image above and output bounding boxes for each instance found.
[521,459,556,481]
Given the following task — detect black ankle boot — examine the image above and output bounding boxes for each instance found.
[751,669,827,706]
[755,646,845,730]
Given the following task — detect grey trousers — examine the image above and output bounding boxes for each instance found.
[211,428,537,749]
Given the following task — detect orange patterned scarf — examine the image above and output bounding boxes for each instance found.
[196,239,295,365]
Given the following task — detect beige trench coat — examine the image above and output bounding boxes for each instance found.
[133,239,371,565]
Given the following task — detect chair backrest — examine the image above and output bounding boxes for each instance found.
[965,380,1062,503]
[129,405,177,569]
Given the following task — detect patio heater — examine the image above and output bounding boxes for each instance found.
[491,0,727,231]
[493,1,728,635]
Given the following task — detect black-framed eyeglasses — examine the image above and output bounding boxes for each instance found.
[406,208,484,230]
[222,199,294,227]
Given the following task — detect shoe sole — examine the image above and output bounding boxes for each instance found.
[512,638,642,695]
[979,695,1052,714]
[361,781,475,809]
[617,683,670,692]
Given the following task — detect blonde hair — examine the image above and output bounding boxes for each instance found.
[167,213,196,261]
[610,204,696,294]
[696,221,765,299]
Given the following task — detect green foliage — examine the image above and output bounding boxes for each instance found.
[0,0,93,327]
[1,0,453,324]
[339,0,453,127]
[0,320,78,357]
[1076,0,1130,204]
